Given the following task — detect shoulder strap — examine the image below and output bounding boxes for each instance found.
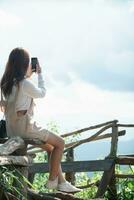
[14,84,19,101]
[14,84,20,112]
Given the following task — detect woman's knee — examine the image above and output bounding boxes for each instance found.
[54,136,65,150]
[58,137,65,150]
[47,132,65,150]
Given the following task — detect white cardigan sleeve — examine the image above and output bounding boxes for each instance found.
[22,73,46,98]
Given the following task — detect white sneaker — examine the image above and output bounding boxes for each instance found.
[46,177,58,189]
[57,181,82,193]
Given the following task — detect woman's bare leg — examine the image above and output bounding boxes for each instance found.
[39,143,65,183]
[42,132,65,181]
[58,165,66,183]
[38,139,81,192]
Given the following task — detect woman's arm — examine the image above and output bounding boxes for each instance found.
[22,73,46,98]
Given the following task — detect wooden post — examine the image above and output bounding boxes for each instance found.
[96,122,119,198]
[107,167,117,200]
[13,145,28,199]
[0,137,29,200]
[65,148,75,185]
[109,121,118,158]
[108,121,118,199]
[95,164,115,198]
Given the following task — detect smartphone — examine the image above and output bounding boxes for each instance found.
[31,57,38,72]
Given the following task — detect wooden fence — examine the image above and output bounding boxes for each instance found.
[0,119,134,200]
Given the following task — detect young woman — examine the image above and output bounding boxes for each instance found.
[0,47,81,193]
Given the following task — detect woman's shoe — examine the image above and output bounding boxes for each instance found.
[57,181,82,193]
[46,177,58,189]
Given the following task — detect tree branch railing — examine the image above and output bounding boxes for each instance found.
[26,120,134,155]
[0,119,134,200]
[26,120,119,153]
[61,120,118,138]
[117,124,134,128]
[64,124,113,152]
[27,120,126,155]
[27,130,126,155]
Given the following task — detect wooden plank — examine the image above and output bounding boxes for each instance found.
[29,159,114,174]
[0,138,46,145]
[0,155,32,166]
[118,124,134,127]
[115,174,134,179]
[118,154,134,157]
[116,157,134,165]
[28,189,83,200]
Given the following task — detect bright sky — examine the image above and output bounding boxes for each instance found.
[0,0,134,140]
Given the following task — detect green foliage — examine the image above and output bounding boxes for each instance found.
[34,151,47,163]
[32,152,49,192]
[33,172,49,192]
[117,178,134,200]
[0,166,33,200]
[46,120,60,135]
[74,171,134,200]
[116,165,134,200]
[75,172,98,200]
[74,172,101,199]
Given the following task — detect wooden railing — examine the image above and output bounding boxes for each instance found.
[0,119,134,200]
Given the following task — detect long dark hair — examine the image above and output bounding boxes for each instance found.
[0,48,30,97]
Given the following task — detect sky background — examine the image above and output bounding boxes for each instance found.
[0,0,134,147]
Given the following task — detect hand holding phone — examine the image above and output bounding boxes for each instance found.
[31,57,42,74]
[31,57,38,72]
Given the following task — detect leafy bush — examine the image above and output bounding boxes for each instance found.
[0,166,32,200]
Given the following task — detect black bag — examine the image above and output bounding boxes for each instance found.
[0,119,7,138]
[0,90,7,138]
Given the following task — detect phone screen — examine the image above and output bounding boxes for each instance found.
[31,57,38,72]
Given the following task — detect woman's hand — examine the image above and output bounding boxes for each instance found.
[36,61,42,74]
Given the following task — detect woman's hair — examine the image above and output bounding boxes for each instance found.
[0,47,30,97]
